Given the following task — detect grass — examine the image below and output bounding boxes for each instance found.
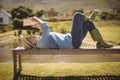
[0,62,120,80]
[95,21,120,44]
[22,62,120,76]
[0,63,13,80]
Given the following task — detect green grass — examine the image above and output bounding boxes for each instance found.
[22,62,120,76]
[0,62,120,80]
[0,63,13,80]
[96,21,120,44]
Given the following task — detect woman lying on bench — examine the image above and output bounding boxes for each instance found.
[22,12,113,49]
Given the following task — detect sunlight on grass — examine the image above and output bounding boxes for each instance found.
[22,62,120,76]
[47,21,72,33]
[0,62,120,80]
[0,63,13,80]
[94,21,120,44]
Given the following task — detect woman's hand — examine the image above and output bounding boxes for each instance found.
[31,16,41,23]
[32,16,45,25]
[23,16,43,30]
[31,24,41,30]
[30,16,42,30]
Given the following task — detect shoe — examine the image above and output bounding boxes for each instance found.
[89,11,96,21]
[89,29,113,48]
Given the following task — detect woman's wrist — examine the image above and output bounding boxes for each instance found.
[32,17,44,25]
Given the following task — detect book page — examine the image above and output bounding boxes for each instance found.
[23,18,39,26]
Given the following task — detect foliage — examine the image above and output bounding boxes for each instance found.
[11,6,34,20]
[100,8,120,20]
[43,16,72,22]
[18,29,22,36]
[26,30,38,35]
[36,9,46,17]
[61,28,67,34]
[0,24,14,33]
[13,18,23,29]
[32,30,36,35]
[36,8,58,17]
[47,21,71,33]
[11,6,35,29]
[47,8,58,16]
[3,24,14,32]
[26,30,31,35]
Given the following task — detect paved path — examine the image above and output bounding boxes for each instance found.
[0,34,16,43]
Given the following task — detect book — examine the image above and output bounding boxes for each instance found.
[89,11,96,21]
[23,18,39,26]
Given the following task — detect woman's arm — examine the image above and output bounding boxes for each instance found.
[31,16,46,30]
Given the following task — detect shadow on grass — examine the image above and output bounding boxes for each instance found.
[18,75,120,80]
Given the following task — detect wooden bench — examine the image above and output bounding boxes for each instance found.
[12,48,120,80]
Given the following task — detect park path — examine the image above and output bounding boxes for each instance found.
[0,35,16,44]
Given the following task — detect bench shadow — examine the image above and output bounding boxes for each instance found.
[18,74,120,80]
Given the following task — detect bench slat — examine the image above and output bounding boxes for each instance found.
[12,49,120,55]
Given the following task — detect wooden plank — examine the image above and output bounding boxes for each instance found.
[12,49,120,55]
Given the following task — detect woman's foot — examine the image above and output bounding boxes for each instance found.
[89,29,113,49]
[97,42,113,48]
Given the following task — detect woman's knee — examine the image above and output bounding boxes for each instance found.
[73,12,84,19]
[84,21,96,31]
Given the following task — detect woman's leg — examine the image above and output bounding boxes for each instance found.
[89,28,113,48]
[71,12,85,49]
[83,21,113,48]
[82,21,96,39]
[71,12,113,49]
[83,20,113,48]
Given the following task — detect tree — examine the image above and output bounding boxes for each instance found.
[11,6,34,20]
[47,8,58,16]
[100,8,120,21]
[36,9,46,17]
[11,6,35,29]
[13,18,23,29]
[100,12,108,20]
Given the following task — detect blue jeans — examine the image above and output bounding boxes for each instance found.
[71,12,96,49]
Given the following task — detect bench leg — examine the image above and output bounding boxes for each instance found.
[18,54,22,74]
[13,54,22,80]
[13,53,17,80]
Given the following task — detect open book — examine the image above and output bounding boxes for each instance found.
[23,18,39,26]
